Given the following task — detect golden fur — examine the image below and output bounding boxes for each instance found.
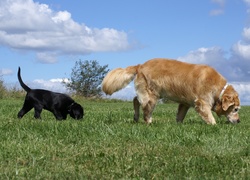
[102,58,240,124]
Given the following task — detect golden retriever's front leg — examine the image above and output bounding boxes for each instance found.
[194,99,216,125]
[133,96,140,122]
[176,104,190,123]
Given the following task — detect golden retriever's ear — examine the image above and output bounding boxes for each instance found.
[221,95,234,111]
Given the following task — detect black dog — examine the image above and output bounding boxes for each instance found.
[17,67,84,120]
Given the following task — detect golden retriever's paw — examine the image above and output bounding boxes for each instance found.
[208,121,216,125]
[145,118,152,124]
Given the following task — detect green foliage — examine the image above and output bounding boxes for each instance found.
[0,98,249,179]
[64,60,109,97]
[0,78,25,99]
[0,77,7,99]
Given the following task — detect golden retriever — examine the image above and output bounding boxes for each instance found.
[102,58,240,125]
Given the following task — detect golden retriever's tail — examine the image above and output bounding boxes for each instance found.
[102,65,139,95]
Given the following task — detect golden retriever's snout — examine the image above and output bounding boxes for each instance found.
[229,119,240,124]
[230,118,240,123]
[227,110,240,124]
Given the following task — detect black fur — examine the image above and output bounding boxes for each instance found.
[17,67,84,120]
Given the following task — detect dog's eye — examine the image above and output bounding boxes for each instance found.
[234,108,239,113]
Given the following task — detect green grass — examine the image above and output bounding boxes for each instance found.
[0,98,249,179]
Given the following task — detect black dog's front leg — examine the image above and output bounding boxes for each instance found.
[34,105,43,119]
[53,111,67,120]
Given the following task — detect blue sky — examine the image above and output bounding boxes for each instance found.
[1,0,250,104]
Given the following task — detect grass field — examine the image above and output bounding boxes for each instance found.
[0,97,249,179]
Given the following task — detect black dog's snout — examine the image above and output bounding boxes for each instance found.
[76,115,83,120]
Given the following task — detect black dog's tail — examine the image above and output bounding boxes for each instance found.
[18,67,31,92]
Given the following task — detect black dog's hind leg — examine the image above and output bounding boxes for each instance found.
[18,101,33,119]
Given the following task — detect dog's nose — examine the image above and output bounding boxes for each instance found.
[237,119,240,123]
[76,115,83,120]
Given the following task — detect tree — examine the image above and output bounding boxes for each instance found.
[64,60,109,97]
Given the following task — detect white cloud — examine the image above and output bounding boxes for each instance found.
[242,27,250,41]
[0,68,13,76]
[178,47,224,63]
[178,45,250,81]
[31,78,68,93]
[0,0,131,63]
[232,26,250,62]
[52,11,71,23]
[105,84,136,100]
[233,41,250,60]
[178,47,226,68]
[231,82,250,105]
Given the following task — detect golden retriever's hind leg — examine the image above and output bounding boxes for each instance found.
[142,98,157,124]
[176,104,190,123]
[194,99,216,125]
[133,96,140,122]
